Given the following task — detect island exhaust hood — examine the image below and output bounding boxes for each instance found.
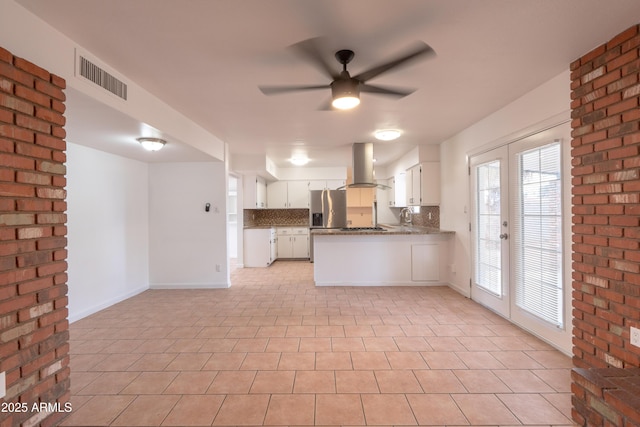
[348,142,389,189]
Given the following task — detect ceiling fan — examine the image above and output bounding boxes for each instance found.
[259,37,435,110]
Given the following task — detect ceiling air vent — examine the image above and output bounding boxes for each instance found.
[78,55,128,100]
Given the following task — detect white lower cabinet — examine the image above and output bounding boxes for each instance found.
[276,227,309,259]
[411,244,439,281]
[244,228,276,267]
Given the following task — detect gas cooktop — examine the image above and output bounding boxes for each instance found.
[340,227,386,231]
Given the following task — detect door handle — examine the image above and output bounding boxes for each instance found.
[499,233,509,240]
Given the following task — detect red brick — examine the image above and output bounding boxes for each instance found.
[0,124,34,142]
[14,85,50,108]
[0,92,33,115]
[34,108,65,128]
[34,80,64,102]
[15,141,51,159]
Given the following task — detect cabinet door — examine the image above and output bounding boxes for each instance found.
[326,179,346,190]
[244,229,271,267]
[267,181,288,208]
[287,181,310,208]
[359,188,375,207]
[308,180,326,191]
[256,178,267,208]
[277,235,293,258]
[420,162,440,205]
[270,231,277,263]
[346,188,361,207]
[387,177,396,206]
[411,243,439,281]
[292,235,309,258]
[394,173,407,207]
[407,165,421,206]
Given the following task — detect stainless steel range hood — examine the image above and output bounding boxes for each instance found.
[348,142,389,189]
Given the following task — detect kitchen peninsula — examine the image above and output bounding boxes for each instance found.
[312,225,454,286]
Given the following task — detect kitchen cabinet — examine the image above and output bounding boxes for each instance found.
[394,173,407,207]
[386,177,395,207]
[267,181,309,208]
[309,180,345,191]
[243,175,267,209]
[244,228,276,267]
[276,227,309,258]
[313,232,451,286]
[406,162,440,206]
[411,244,439,281]
[346,187,375,207]
[326,179,346,190]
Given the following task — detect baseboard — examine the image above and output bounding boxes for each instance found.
[314,281,450,287]
[149,282,231,289]
[68,285,148,323]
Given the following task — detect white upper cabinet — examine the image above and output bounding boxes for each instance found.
[243,175,267,209]
[406,162,440,206]
[381,173,407,208]
[267,181,288,208]
[309,180,346,190]
[267,181,310,208]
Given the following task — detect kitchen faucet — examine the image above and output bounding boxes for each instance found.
[399,207,412,225]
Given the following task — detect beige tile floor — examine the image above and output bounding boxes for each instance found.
[62,260,576,426]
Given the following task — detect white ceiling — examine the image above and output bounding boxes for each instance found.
[15,0,640,168]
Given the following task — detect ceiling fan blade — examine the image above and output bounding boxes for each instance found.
[353,42,435,83]
[318,98,335,111]
[289,37,341,80]
[259,84,328,95]
[360,83,415,98]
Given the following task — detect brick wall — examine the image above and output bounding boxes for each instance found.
[0,47,70,426]
[571,24,640,425]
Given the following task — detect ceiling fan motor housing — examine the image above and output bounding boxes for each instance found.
[331,78,360,99]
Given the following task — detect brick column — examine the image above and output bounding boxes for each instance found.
[0,47,70,427]
[570,23,640,426]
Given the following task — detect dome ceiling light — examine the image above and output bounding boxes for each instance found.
[137,137,166,151]
[374,129,402,141]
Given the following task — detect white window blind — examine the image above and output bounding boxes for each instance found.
[512,142,563,327]
[475,160,502,296]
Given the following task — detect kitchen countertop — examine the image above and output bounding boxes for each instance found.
[244,225,308,229]
[311,224,455,236]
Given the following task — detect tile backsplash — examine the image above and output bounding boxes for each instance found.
[244,209,309,227]
[389,206,440,228]
[243,206,440,229]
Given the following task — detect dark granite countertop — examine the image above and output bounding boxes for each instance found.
[311,224,455,236]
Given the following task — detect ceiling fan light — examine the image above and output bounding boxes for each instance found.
[332,96,360,110]
[137,137,166,151]
[374,129,402,141]
[331,79,360,110]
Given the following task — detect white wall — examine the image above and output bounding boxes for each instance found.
[149,162,229,288]
[66,143,149,322]
[440,71,571,296]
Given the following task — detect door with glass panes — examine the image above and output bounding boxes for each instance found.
[470,123,571,352]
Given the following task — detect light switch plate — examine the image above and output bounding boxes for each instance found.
[0,371,5,399]
[631,326,640,348]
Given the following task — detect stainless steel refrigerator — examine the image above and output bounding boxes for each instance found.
[309,189,347,261]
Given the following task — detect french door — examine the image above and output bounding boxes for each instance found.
[470,146,510,318]
[470,123,571,353]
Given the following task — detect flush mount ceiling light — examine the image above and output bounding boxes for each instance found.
[290,155,310,166]
[374,129,402,141]
[137,137,166,151]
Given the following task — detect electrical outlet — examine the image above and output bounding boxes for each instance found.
[0,371,5,399]
[631,326,640,348]
[215,264,221,273]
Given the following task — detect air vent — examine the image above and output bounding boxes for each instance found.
[78,55,128,100]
